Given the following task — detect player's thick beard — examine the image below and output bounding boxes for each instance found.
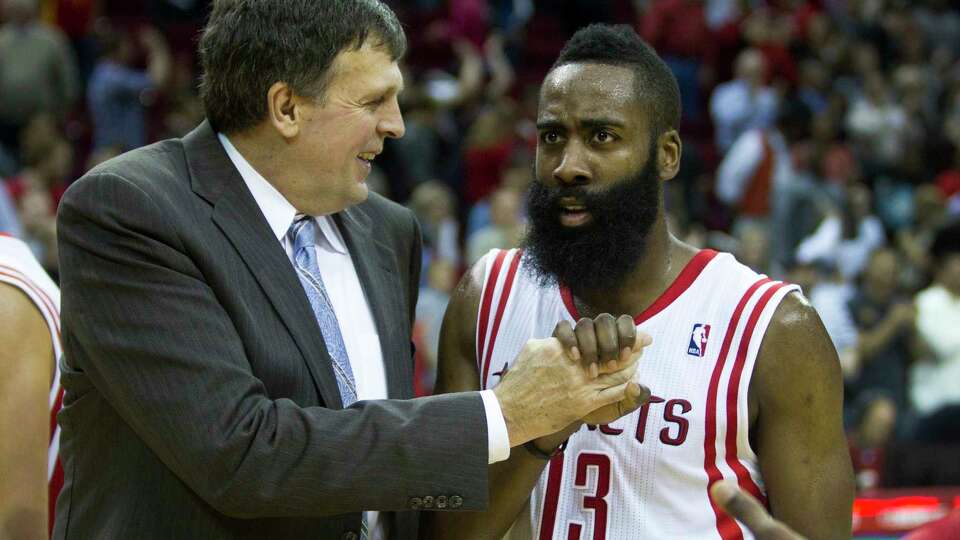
[522,153,661,295]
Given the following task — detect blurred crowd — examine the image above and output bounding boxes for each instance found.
[2,0,960,491]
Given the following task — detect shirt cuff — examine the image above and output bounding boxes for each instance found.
[480,389,510,464]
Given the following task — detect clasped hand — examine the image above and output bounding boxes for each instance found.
[492,313,652,448]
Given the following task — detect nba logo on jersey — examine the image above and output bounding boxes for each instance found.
[687,323,711,357]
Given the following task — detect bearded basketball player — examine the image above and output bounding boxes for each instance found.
[423,24,853,540]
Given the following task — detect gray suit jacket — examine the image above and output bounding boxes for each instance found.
[53,121,488,539]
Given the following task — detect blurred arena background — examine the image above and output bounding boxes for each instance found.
[1,0,959,536]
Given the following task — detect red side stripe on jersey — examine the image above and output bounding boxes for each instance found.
[49,455,64,535]
[724,282,788,507]
[0,232,12,237]
[559,250,718,324]
[477,250,508,372]
[481,251,522,389]
[50,386,64,439]
[539,453,566,540]
[704,277,772,540]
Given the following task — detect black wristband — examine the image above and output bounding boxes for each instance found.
[523,439,564,460]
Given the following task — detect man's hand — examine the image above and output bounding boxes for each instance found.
[493,317,650,446]
[710,481,806,540]
[554,315,652,426]
[553,315,642,378]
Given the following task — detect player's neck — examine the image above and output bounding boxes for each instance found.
[572,219,696,319]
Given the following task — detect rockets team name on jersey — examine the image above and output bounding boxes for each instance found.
[477,248,799,540]
[0,234,64,533]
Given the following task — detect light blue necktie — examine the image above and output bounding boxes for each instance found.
[288,216,358,406]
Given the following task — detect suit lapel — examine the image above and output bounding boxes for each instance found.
[335,208,411,400]
[183,122,344,408]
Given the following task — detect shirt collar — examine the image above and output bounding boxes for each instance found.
[217,132,347,254]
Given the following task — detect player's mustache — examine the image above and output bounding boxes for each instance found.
[540,185,609,211]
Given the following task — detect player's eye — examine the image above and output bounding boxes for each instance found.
[593,129,616,143]
[540,130,566,145]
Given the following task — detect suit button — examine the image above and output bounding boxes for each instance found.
[422,495,434,509]
[341,532,358,540]
[450,495,463,509]
[409,496,423,510]
[436,495,448,509]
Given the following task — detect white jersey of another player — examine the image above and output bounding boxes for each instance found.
[0,233,64,528]
[476,248,799,540]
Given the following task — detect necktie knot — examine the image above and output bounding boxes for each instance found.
[289,215,318,256]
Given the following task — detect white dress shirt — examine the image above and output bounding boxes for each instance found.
[217,134,510,534]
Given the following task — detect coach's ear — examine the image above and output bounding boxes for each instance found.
[266,82,302,139]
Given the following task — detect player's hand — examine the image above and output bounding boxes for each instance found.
[710,481,806,540]
[553,314,653,426]
[553,314,647,378]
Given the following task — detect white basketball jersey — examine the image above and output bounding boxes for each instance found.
[477,248,799,540]
[0,234,64,526]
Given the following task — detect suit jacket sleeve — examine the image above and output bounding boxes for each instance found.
[57,171,489,518]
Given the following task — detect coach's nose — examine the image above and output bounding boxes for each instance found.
[378,96,405,139]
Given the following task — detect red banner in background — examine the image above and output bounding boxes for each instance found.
[853,488,960,536]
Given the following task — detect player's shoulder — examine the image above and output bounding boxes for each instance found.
[755,291,840,389]
[0,278,51,349]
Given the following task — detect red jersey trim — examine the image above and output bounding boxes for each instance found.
[724,282,789,509]
[559,249,719,324]
[704,277,772,540]
[538,453,567,540]
[477,250,508,371]
[480,250,523,389]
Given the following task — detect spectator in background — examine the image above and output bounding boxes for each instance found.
[87,21,171,152]
[710,48,779,153]
[733,221,770,275]
[640,0,715,126]
[0,183,22,238]
[897,184,947,290]
[716,98,824,269]
[408,180,461,268]
[414,257,456,394]
[463,98,519,204]
[795,183,885,281]
[846,248,918,432]
[466,186,523,264]
[6,138,72,274]
[0,0,79,156]
[911,220,960,443]
[845,71,908,174]
[847,393,898,491]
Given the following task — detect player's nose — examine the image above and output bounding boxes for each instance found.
[553,141,591,186]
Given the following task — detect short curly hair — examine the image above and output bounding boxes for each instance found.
[198,0,406,134]
[550,24,681,136]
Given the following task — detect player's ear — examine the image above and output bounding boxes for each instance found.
[657,129,681,181]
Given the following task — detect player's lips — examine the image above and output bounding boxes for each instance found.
[559,197,591,227]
